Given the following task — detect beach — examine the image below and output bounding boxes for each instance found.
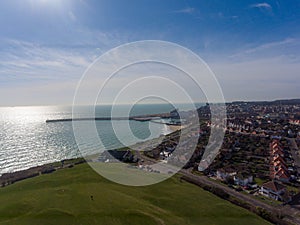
[167,124,184,132]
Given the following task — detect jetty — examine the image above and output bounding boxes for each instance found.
[46,113,172,123]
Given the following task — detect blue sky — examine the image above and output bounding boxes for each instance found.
[0,0,300,106]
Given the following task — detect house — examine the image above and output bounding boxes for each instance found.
[233,173,253,187]
[272,157,287,171]
[269,140,290,182]
[290,119,300,125]
[272,147,284,158]
[259,181,286,201]
[216,168,237,180]
[247,182,258,189]
[275,168,290,183]
[271,140,281,148]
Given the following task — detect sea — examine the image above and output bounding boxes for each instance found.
[0,103,202,175]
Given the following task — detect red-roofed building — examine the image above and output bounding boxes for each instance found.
[272,148,284,158]
[269,139,290,182]
[259,181,286,201]
[275,168,290,182]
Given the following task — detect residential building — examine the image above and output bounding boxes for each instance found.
[259,181,286,201]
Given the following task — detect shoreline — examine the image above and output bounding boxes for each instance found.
[0,158,86,187]
[0,121,182,178]
[167,124,184,132]
[0,126,182,186]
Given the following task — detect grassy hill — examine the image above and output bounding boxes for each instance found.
[0,163,270,225]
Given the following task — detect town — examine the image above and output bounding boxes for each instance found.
[96,99,300,224]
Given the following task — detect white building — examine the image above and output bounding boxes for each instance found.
[233,174,253,186]
[259,181,286,201]
[216,168,237,180]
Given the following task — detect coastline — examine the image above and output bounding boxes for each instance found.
[167,124,184,132]
[0,124,182,184]
[0,158,86,187]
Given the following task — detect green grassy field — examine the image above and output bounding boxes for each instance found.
[0,163,270,225]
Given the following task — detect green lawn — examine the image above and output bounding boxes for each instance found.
[255,177,268,186]
[0,163,270,225]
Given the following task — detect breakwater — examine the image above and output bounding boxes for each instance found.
[46,113,171,123]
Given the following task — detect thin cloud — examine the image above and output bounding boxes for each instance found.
[173,7,195,14]
[68,11,77,22]
[0,39,94,82]
[0,29,132,89]
[250,2,272,10]
[229,38,297,59]
[244,38,295,54]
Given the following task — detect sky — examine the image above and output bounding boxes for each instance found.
[0,0,300,106]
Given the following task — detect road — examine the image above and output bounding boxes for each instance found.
[179,169,300,225]
[179,170,277,211]
[137,144,300,224]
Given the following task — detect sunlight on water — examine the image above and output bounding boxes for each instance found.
[0,106,76,174]
[0,104,203,175]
